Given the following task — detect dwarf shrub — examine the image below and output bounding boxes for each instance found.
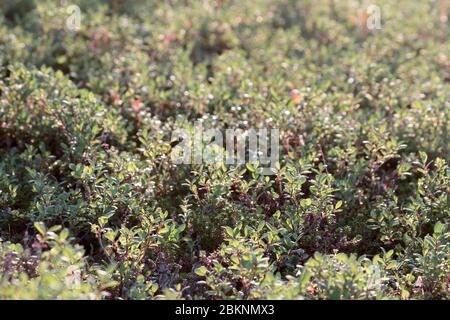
[0,0,448,300]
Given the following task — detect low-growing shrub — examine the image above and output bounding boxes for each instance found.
[0,0,448,300]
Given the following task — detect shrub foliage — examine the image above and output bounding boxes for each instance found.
[0,0,448,299]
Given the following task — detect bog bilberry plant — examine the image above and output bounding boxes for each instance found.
[170,122,280,175]
[0,0,448,300]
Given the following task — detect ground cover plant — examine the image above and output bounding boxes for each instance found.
[0,0,449,300]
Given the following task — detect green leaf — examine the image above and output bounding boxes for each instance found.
[195,266,208,277]
[34,222,46,235]
[300,198,312,208]
[385,249,394,259]
[401,289,410,300]
[59,229,69,241]
[434,221,446,235]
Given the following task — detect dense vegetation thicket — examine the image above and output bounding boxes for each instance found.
[0,0,449,299]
